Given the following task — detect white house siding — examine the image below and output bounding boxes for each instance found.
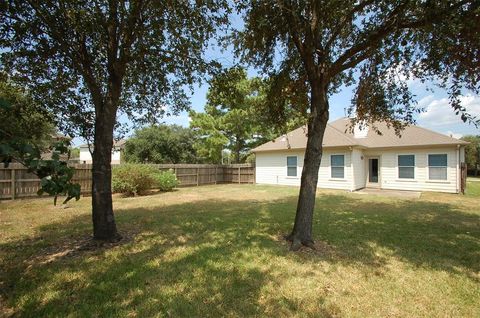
[364,147,460,193]
[79,147,121,164]
[79,148,92,163]
[111,150,121,164]
[255,149,353,190]
[351,148,366,190]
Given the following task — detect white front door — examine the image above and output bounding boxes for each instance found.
[366,157,380,188]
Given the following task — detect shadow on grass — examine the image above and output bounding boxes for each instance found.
[1,193,479,316]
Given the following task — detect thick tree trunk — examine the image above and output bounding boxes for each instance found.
[91,102,120,242]
[287,84,329,251]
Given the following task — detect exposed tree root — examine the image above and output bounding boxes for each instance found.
[285,233,316,251]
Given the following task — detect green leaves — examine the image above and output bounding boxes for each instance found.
[124,125,198,164]
[0,80,80,205]
[0,0,230,140]
[190,67,276,163]
[23,140,81,205]
[235,0,480,128]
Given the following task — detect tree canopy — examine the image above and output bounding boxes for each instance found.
[234,0,480,250]
[190,67,278,163]
[462,135,480,175]
[124,125,198,164]
[0,78,56,158]
[0,0,229,241]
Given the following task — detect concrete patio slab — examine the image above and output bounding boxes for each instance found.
[354,188,421,199]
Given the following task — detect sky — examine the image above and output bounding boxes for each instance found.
[143,13,480,143]
[72,14,480,146]
[158,63,480,141]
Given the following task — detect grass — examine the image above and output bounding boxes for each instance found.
[1,184,479,318]
[466,179,480,197]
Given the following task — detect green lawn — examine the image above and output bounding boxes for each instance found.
[466,179,480,197]
[1,184,479,317]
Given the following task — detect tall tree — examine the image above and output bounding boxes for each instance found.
[462,135,480,176]
[124,124,198,164]
[1,0,228,241]
[0,78,56,153]
[234,1,480,250]
[190,67,275,163]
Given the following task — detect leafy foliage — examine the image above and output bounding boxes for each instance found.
[0,82,80,205]
[112,164,157,197]
[153,170,179,191]
[461,135,480,175]
[190,67,277,163]
[234,1,480,130]
[0,0,229,238]
[32,142,81,205]
[0,79,56,162]
[0,0,230,139]
[124,125,198,164]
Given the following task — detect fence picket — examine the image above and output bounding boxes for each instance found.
[0,163,255,200]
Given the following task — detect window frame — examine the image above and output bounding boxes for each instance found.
[286,156,298,177]
[330,154,345,179]
[398,154,415,179]
[428,154,448,181]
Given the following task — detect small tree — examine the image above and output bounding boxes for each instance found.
[234,1,480,250]
[124,125,198,164]
[1,1,228,241]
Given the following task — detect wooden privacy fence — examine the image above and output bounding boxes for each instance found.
[0,163,255,200]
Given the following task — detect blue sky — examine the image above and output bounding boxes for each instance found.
[156,13,480,142]
[72,15,480,146]
[159,64,480,141]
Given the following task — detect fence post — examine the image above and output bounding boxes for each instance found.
[196,167,199,186]
[11,169,15,200]
[238,166,241,184]
[214,166,217,184]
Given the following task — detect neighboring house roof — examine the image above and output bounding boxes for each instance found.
[79,139,126,149]
[252,117,468,152]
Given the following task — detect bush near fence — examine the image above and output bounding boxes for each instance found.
[0,163,255,200]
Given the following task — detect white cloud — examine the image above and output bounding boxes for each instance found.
[418,94,480,126]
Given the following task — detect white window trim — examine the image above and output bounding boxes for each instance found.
[428,153,448,181]
[330,153,346,179]
[286,155,298,177]
[397,154,415,180]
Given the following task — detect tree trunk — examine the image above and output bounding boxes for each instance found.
[91,102,120,242]
[287,84,329,251]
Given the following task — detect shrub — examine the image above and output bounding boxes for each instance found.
[112,164,157,196]
[153,170,179,191]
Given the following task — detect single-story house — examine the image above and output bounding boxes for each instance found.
[79,140,126,164]
[252,118,468,193]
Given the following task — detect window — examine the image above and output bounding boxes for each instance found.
[331,154,345,178]
[429,154,447,180]
[287,156,297,177]
[398,155,415,179]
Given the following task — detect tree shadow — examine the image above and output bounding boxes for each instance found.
[1,192,479,316]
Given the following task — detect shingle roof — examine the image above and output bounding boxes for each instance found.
[252,117,468,152]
